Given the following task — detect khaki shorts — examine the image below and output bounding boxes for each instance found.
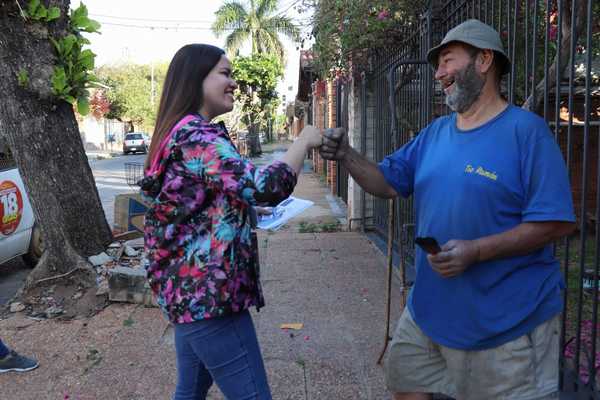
[385,310,560,400]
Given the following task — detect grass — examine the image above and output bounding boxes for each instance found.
[298,221,341,233]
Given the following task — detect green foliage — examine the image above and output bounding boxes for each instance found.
[232,53,283,134]
[95,63,169,131]
[298,221,341,233]
[25,0,61,22]
[17,69,29,87]
[69,3,101,33]
[24,2,101,115]
[212,0,300,65]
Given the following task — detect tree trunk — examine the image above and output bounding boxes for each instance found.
[0,1,112,294]
[247,123,262,157]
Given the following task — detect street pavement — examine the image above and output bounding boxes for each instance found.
[89,153,146,228]
[0,144,404,399]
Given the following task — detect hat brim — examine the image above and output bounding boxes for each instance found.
[427,39,511,75]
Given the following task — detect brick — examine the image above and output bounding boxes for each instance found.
[108,266,157,307]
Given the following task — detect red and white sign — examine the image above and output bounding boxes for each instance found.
[0,180,23,236]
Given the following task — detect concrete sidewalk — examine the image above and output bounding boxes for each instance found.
[0,152,403,400]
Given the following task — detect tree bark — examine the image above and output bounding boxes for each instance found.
[0,1,112,290]
[246,119,262,157]
[521,0,588,112]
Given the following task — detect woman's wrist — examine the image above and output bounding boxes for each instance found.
[294,136,311,152]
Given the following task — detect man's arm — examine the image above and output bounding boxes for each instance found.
[476,221,575,261]
[428,221,576,278]
[320,128,397,199]
[341,146,397,198]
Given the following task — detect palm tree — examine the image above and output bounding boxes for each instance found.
[212,0,300,63]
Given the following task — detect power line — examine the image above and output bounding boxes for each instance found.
[92,1,308,33]
[96,20,233,31]
[90,0,304,26]
[89,13,215,24]
[272,0,303,18]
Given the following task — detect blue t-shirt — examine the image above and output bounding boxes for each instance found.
[379,105,575,350]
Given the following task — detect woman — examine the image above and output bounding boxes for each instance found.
[141,44,322,400]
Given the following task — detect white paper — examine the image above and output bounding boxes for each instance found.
[256,196,314,231]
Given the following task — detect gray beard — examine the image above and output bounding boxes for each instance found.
[444,60,486,114]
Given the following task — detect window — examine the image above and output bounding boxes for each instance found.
[0,138,16,171]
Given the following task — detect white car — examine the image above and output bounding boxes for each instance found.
[0,140,43,266]
[122,132,150,155]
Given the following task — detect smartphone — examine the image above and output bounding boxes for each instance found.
[415,237,441,255]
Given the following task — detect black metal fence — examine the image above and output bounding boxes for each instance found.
[336,80,350,204]
[357,0,599,396]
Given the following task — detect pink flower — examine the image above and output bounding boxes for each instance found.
[549,25,557,41]
[377,10,390,21]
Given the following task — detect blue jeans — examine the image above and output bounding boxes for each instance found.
[0,339,9,358]
[173,310,272,400]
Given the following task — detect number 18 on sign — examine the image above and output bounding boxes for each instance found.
[0,180,23,236]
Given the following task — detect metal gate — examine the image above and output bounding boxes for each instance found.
[336,80,349,204]
[360,0,599,396]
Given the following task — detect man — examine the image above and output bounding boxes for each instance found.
[0,337,38,373]
[320,19,575,400]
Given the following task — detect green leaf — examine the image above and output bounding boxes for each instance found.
[63,95,76,104]
[70,4,101,33]
[82,19,101,33]
[27,0,40,17]
[49,37,61,54]
[46,7,61,22]
[51,67,68,94]
[61,35,78,57]
[77,49,96,70]
[77,96,90,115]
[70,3,88,28]
[33,5,47,20]
[17,69,29,87]
[72,71,87,84]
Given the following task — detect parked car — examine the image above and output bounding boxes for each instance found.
[122,132,150,155]
[0,139,43,267]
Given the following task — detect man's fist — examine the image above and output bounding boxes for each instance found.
[427,239,480,278]
[319,127,349,161]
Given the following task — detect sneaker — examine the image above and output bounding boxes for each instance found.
[0,350,39,373]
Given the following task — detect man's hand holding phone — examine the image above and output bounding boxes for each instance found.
[416,237,481,278]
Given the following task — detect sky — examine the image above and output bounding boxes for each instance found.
[75,0,312,107]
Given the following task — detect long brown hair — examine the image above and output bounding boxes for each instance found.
[145,44,225,169]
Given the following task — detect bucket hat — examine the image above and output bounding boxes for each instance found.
[427,19,511,75]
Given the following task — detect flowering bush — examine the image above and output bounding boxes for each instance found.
[89,90,110,120]
[564,319,600,386]
[310,0,426,79]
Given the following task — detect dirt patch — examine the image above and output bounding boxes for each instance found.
[4,269,108,320]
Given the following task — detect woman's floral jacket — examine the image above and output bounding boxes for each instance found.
[142,115,297,323]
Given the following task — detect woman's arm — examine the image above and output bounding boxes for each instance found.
[180,123,322,207]
[280,125,323,174]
